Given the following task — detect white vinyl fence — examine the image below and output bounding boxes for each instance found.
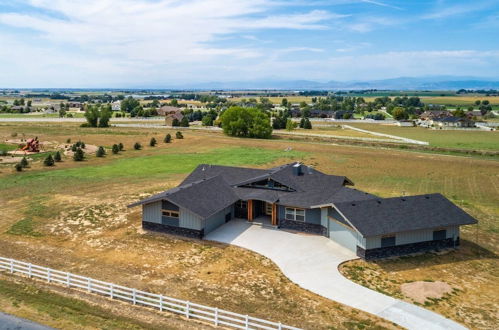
[0,257,300,330]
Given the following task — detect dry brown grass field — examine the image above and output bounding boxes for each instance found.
[0,123,497,329]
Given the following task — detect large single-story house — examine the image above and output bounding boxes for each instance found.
[158,105,184,125]
[129,163,477,260]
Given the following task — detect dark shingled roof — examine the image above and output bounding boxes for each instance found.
[128,175,239,219]
[334,193,478,237]
[130,163,366,216]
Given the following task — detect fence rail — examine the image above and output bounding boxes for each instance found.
[0,257,300,330]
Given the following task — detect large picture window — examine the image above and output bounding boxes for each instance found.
[162,210,179,218]
[285,207,305,222]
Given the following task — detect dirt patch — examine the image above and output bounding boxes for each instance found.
[0,156,24,164]
[61,143,99,156]
[401,281,453,304]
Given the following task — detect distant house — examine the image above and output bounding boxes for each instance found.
[433,117,475,128]
[158,106,184,125]
[68,102,83,110]
[129,163,477,260]
[466,110,482,119]
[419,110,452,120]
[111,101,121,111]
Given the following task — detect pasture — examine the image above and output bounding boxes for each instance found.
[0,122,497,329]
[346,123,499,151]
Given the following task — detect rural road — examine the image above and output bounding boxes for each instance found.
[206,220,467,330]
[0,312,53,330]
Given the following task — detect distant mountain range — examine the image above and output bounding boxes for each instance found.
[167,76,499,90]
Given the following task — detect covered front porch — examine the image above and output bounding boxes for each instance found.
[235,199,278,226]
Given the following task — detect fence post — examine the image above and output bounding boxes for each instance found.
[278,322,282,330]
[87,278,91,292]
[110,284,114,299]
[66,272,70,287]
[10,259,13,273]
[159,295,163,312]
[245,315,249,329]
[47,269,51,283]
[214,308,218,326]
[28,263,32,278]
[185,301,190,319]
[132,289,136,305]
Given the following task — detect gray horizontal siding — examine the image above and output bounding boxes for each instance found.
[142,201,162,224]
[366,226,460,249]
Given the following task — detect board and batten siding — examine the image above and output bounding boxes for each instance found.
[203,205,233,234]
[365,226,460,249]
[327,208,366,251]
[179,208,203,230]
[142,201,162,224]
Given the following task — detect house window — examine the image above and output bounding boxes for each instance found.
[433,229,446,241]
[381,235,396,248]
[162,210,179,218]
[285,207,305,222]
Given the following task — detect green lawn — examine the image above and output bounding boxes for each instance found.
[0,147,305,197]
[348,123,499,150]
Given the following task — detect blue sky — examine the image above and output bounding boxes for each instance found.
[0,0,498,87]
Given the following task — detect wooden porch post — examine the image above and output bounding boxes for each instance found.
[247,200,253,221]
[271,203,277,226]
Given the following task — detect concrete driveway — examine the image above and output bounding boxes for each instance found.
[205,219,466,330]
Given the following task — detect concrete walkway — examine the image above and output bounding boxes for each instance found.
[205,220,466,330]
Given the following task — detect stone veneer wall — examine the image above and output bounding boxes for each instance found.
[279,219,328,236]
[143,221,204,239]
[357,237,459,260]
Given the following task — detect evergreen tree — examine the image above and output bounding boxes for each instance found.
[299,117,305,128]
[54,151,62,162]
[176,131,183,139]
[180,116,190,127]
[96,146,106,157]
[304,118,312,129]
[15,163,23,172]
[171,118,180,127]
[112,144,119,154]
[71,144,77,152]
[134,142,142,150]
[44,154,55,166]
[118,142,124,151]
[66,138,71,143]
[149,137,157,147]
[164,133,172,143]
[73,148,84,161]
[20,157,29,168]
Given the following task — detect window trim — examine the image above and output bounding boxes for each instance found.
[162,209,179,218]
[285,207,306,222]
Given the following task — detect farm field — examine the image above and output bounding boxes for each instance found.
[347,123,499,151]
[0,123,497,329]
